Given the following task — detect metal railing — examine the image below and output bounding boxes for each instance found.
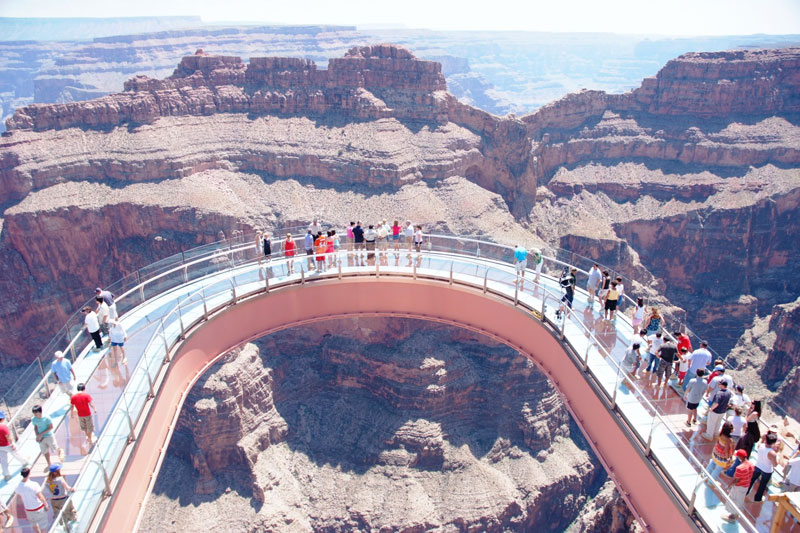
[0,230,786,532]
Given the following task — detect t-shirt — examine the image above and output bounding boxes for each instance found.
[0,423,10,447]
[45,477,68,499]
[392,225,401,236]
[14,480,43,510]
[404,225,414,237]
[731,392,751,409]
[98,290,115,306]
[786,456,800,485]
[647,334,664,355]
[96,301,110,323]
[606,289,619,301]
[677,335,692,354]
[364,229,376,242]
[710,388,732,414]
[346,226,354,239]
[304,233,314,250]
[377,225,388,239]
[708,373,733,396]
[109,323,126,344]
[658,342,678,363]
[733,460,755,488]
[84,311,100,333]
[284,240,296,256]
[353,226,364,243]
[514,248,527,262]
[51,359,73,383]
[414,229,423,243]
[730,415,746,437]
[685,377,707,404]
[629,334,646,352]
[587,268,601,287]
[687,348,712,374]
[678,356,689,372]
[70,392,93,417]
[32,415,52,438]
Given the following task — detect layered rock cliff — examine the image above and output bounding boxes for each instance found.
[140,318,615,531]
[0,44,798,423]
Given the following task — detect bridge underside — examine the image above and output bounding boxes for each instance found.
[104,277,696,532]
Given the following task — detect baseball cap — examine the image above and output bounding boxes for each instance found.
[734,449,748,459]
[95,287,102,292]
[0,410,5,419]
[55,350,65,359]
[48,464,62,472]
[714,365,724,371]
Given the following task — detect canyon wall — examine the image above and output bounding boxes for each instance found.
[0,45,797,422]
[141,318,617,531]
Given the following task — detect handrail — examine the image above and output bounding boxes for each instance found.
[0,231,785,532]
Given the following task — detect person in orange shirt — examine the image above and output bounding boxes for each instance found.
[315,233,327,271]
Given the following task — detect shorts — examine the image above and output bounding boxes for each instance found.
[393,234,400,241]
[657,359,673,380]
[678,370,687,380]
[51,497,77,522]
[599,289,609,299]
[306,248,314,256]
[687,401,700,410]
[39,434,59,454]
[605,299,618,311]
[515,259,527,272]
[26,507,49,529]
[79,415,94,434]
[111,341,124,347]
[57,380,74,395]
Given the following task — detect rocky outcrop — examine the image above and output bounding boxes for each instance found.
[759,298,800,419]
[5,46,449,132]
[146,318,605,531]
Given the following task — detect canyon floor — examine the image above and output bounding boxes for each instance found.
[138,318,631,532]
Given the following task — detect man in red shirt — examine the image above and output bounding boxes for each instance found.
[0,410,29,481]
[723,449,754,521]
[70,383,96,447]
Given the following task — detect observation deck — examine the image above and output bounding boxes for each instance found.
[0,232,797,533]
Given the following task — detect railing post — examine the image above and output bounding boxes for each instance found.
[160,319,171,364]
[413,260,417,280]
[123,397,136,443]
[144,358,155,399]
[183,265,188,283]
[301,265,305,285]
[69,335,77,360]
[230,279,237,304]
[265,271,270,292]
[560,310,566,338]
[37,358,51,397]
[202,289,208,320]
[178,306,186,340]
[376,261,380,279]
[583,343,591,370]
[483,270,488,294]
[449,263,453,285]
[338,261,342,280]
[611,365,620,409]
[476,243,480,258]
[139,283,145,303]
[645,422,655,456]
[513,284,518,305]
[92,459,112,497]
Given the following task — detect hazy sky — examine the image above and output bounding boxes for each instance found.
[1,0,799,36]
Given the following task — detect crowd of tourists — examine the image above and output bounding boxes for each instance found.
[2,220,799,530]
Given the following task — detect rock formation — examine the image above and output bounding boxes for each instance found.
[140,318,611,532]
[0,43,798,443]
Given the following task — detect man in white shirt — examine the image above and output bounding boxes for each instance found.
[629,329,647,378]
[683,341,712,391]
[14,467,49,532]
[95,296,110,341]
[730,384,751,411]
[586,264,602,305]
[307,218,322,236]
[82,305,103,350]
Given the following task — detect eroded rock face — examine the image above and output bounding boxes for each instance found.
[142,318,609,531]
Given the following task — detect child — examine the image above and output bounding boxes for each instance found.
[44,464,77,523]
[723,449,754,521]
[677,347,690,385]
